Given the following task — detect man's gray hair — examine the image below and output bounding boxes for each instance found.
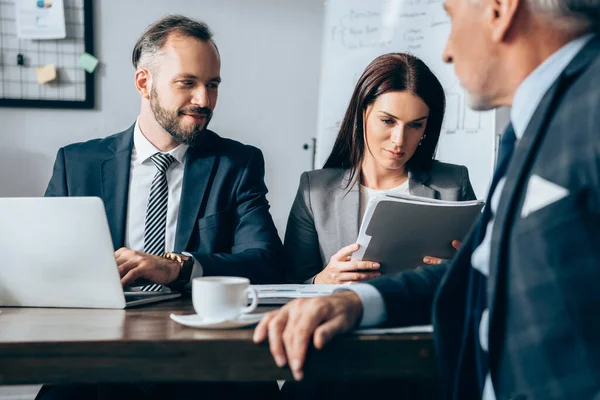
[132,15,216,72]
[528,0,600,32]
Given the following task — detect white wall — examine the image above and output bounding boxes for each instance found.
[0,0,325,236]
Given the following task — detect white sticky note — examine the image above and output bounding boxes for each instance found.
[78,52,99,73]
[36,64,57,84]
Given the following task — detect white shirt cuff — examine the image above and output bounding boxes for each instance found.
[334,283,387,327]
[181,251,203,277]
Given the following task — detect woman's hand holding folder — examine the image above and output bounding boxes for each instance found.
[314,243,381,284]
[423,240,462,265]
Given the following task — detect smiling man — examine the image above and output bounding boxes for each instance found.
[39,14,282,400]
[255,0,600,399]
[46,15,282,289]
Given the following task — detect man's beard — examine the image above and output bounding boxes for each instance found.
[150,86,212,147]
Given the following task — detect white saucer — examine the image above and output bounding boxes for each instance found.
[170,313,265,329]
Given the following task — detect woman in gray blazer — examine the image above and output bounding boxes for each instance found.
[285,53,476,284]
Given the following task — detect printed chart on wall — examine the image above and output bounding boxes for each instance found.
[316,0,496,198]
[0,0,95,109]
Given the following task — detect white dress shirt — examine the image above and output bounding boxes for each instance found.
[347,34,594,399]
[123,119,203,279]
[124,119,188,253]
[359,181,410,222]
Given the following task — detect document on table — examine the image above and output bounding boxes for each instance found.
[251,284,340,305]
[353,325,433,335]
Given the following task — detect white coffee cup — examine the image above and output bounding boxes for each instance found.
[192,276,258,321]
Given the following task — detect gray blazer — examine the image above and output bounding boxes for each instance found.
[284,160,476,283]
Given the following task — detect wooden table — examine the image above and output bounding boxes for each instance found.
[0,299,435,385]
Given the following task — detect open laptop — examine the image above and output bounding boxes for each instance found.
[0,197,181,309]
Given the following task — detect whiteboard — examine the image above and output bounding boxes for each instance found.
[315,0,496,199]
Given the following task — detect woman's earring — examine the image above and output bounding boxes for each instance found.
[419,134,426,146]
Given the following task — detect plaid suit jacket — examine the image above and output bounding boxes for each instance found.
[368,36,600,400]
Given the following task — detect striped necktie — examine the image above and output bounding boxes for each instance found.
[140,152,176,292]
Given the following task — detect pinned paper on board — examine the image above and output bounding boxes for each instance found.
[15,0,66,39]
[35,64,57,84]
[1,0,95,108]
[78,52,99,73]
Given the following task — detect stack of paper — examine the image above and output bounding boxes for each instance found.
[251,284,339,305]
[353,324,433,335]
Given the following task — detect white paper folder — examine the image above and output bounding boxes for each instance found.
[351,194,484,274]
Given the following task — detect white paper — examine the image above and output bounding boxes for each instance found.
[252,284,339,299]
[353,324,433,335]
[16,0,66,40]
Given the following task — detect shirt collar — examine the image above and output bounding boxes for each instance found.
[510,34,594,140]
[133,117,189,165]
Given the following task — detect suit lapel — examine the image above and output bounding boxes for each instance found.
[334,170,360,249]
[174,144,217,252]
[488,35,600,351]
[100,125,134,249]
[408,169,437,198]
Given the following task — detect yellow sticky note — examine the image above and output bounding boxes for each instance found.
[36,64,57,84]
[79,52,99,73]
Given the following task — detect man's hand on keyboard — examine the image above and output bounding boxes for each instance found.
[115,248,180,287]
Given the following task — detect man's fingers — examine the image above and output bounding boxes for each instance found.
[115,248,134,266]
[267,312,290,368]
[253,312,273,344]
[115,253,127,266]
[120,266,144,287]
[313,314,350,349]
[117,260,138,277]
[114,247,127,258]
[285,304,328,381]
[281,306,305,377]
[452,240,462,250]
[338,271,381,282]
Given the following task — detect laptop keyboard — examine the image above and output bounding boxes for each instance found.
[124,294,156,302]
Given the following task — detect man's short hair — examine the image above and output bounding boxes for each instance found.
[131,15,215,71]
[528,0,600,32]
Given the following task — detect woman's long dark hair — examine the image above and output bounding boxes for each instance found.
[323,53,446,186]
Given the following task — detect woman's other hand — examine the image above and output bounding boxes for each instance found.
[423,240,462,265]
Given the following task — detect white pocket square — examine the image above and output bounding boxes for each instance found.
[521,175,569,218]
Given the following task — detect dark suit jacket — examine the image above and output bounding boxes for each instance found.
[45,124,283,284]
[367,36,600,399]
[284,162,476,283]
